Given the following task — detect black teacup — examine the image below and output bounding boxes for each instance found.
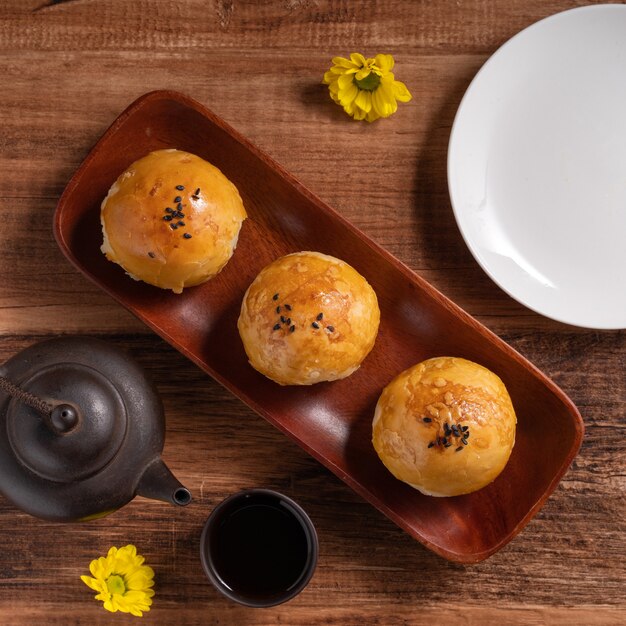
[200,489,318,607]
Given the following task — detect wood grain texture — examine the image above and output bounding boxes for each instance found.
[0,0,624,624]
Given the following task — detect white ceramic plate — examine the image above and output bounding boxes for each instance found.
[448,4,626,329]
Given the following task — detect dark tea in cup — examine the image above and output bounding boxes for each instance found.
[200,489,318,607]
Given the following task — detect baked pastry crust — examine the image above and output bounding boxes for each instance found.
[101,149,246,293]
[372,357,517,496]
[238,251,380,385]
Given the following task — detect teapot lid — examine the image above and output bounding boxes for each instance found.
[6,361,127,483]
[0,337,156,490]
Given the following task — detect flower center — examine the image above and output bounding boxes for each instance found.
[354,71,381,91]
[106,574,126,596]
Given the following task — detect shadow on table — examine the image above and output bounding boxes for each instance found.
[411,62,509,310]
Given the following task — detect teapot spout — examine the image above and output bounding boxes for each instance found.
[136,458,191,507]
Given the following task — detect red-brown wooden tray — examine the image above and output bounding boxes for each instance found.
[53,90,584,563]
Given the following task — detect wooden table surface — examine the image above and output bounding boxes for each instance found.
[1,1,624,624]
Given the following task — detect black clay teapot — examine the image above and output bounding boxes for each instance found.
[0,336,191,521]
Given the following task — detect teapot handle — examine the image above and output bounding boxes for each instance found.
[0,374,53,416]
[0,375,79,434]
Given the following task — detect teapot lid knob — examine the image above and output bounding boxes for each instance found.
[48,404,79,434]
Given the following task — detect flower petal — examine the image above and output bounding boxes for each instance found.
[372,85,396,118]
[354,89,372,113]
[343,100,356,115]
[338,81,358,107]
[81,575,95,590]
[81,575,105,594]
[125,568,155,591]
[350,52,366,67]
[118,545,143,568]
[355,67,371,81]
[95,591,110,602]
[103,598,119,613]
[124,590,153,605]
[89,556,111,580]
[392,80,412,102]
[337,72,355,90]
[349,105,367,121]
[374,54,395,73]
[332,56,356,69]
[331,65,356,77]
[365,109,381,123]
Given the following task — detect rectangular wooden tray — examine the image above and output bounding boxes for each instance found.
[54,90,583,562]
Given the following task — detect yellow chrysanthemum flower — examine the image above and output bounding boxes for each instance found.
[81,545,155,617]
[322,53,412,122]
